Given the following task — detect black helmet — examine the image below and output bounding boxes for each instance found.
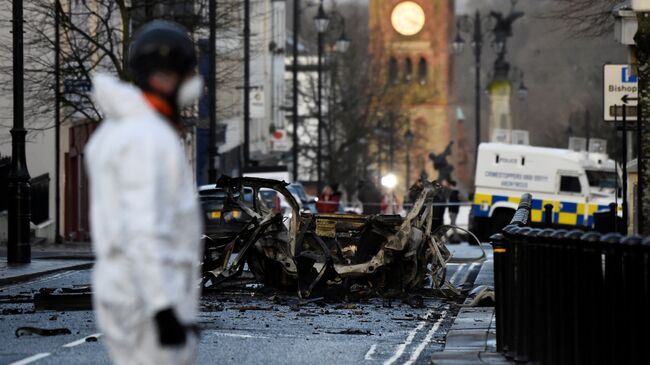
[127,20,197,89]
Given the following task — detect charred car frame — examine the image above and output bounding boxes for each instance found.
[201,176,452,298]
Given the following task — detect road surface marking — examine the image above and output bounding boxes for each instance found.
[448,264,467,285]
[63,333,103,348]
[383,310,432,365]
[212,332,269,339]
[0,271,77,291]
[10,332,101,365]
[8,353,51,365]
[403,309,449,365]
[458,263,480,287]
[364,344,377,361]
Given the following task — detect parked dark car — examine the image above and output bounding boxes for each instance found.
[199,185,256,239]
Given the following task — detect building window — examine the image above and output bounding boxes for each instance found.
[418,57,427,84]
[388,57,398,84]
[404,58,413,83]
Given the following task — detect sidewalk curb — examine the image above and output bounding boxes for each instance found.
[0,262,94,287]
[431,247,511,364]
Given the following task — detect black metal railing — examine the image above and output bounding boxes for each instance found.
[491,194,649,365]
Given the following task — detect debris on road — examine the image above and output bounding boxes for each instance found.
[327,328,372,335]
[465,285,495,307]
[334,303,357,310]
[2,308,26,315]
[202,303,225,312]
[15,327,72,337]
[232,305,274,312]
[403,294,425,308]
[34,286,92,311]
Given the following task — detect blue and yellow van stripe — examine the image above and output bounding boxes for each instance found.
[473,193,619,228]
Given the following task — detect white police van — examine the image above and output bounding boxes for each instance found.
[471,142,620,238]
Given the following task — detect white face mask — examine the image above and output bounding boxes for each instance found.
[176,75,204,107]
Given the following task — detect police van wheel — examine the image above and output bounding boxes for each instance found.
[490,209,515,236]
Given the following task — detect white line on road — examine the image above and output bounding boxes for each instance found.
[212,332,269,339]
[0,271,78,291]
[63,333,103,348]
[383,311,432,365]
[403,309,449,365]
[8,353,51,365]
[364,344,377,361]
[10,332,101,365]
[448,264,467,286]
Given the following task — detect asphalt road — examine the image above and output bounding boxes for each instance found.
[0,244,486,365]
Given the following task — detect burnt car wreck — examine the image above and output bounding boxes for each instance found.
[201,176,453,299]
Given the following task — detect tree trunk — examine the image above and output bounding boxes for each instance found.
[635,12,650,234]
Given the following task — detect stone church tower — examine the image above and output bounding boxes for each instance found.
[369,0,452,186]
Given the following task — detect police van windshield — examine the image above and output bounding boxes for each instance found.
[585,170,618,189]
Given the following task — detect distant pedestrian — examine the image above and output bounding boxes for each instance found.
[380,191,400,214]
[432,179,450,228]
[448,181,460,226]
[317,185,340,213]
[86,21,203,365]
[331,182,345,213]
[448,181,462,242]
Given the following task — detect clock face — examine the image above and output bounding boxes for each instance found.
[391,1,426,36]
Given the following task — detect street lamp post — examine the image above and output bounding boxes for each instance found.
[453,8,523,163]
[471,13,482,156]
[243,0,251,170]
[208,0,217,182]
[314,2,329,191]
[54,0,62,243]
[292,0,300,181]
[374,118,385,184]
[405,128,414,189]
[325,13,349,178]
[388,115,395,171]
[8,0,31,263]
[452,12,483,158]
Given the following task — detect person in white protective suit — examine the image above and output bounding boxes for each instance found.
[85,20,204,365]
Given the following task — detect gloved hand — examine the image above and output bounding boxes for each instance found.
[154,308,187,346]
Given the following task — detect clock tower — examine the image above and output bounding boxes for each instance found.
[369,0,452,185]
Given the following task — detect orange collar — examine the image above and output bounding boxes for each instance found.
[143,92,173,119]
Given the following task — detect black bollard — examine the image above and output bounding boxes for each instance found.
[502,224,521,358]
[601,232,623,365]
[621,235,643,364]
[564,229,585,365]
[549,229,569,365]
[523,228,543,363]
[641,236,650,362]
[538,228,558,365]
[579,231,603,365]
[490,232,507,353]
[513,226,532,363]
[544,203,553,228]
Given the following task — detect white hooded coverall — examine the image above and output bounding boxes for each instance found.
[85,74,203,365]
